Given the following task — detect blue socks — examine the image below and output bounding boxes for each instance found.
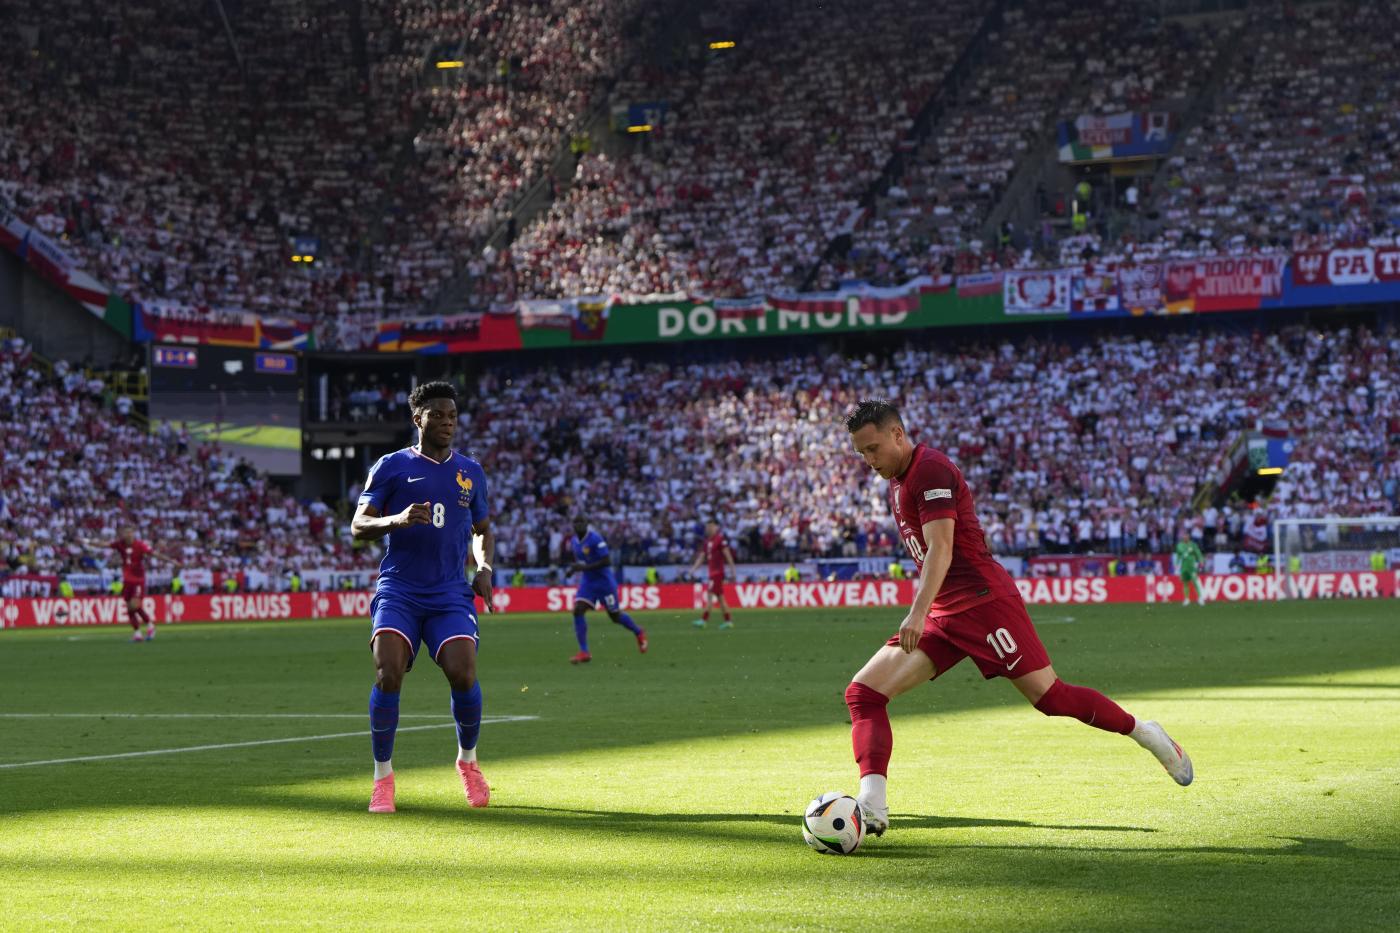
[369,685,400,763]
[575,609,641,648]
[451,683,483,752]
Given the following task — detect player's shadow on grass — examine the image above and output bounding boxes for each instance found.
[496,804,1155,836]
[859,834,1400,862]
[1257,681,1400,690]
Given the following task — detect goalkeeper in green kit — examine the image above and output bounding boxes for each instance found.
[1174,537,1206,606]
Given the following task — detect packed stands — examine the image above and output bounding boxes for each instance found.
[432,324,1397,568]
[0,0,397,328]
[490,0,988,303]
[823,1,1235,287]
[0,338,356,582]
[1151,1,1400,257]
[360,0,644,331]
[0,0,643,350]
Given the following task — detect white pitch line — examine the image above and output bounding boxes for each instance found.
[0,715,539,770]
[0,713,454,720]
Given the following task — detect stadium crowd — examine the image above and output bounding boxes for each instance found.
[0,338,358,585]
[3,314,1396,585]
[0,0,643,351]
[1151,1,1400,258]
[440,323,1399,570]
[482,0,985,304]
[822,1,1233,287]
[833,0,1400,287]
[0,0,400,327]
[5,0,1399,341]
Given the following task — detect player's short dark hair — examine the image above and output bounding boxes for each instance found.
[409,381,457,412]
[844,399,903,433]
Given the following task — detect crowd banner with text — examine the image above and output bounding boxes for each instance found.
[1292,247,1400,286]
[1057,111,1176,163]
[11,216,1400,356]
[1161,255,1285,312]
[4,572,1396,628]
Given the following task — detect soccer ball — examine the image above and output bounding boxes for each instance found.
[802,792,865,855]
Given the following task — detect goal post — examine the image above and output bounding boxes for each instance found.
[1273,516,1400,598]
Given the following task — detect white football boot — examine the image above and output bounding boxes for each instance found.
[1131,720,1194,786]
[856,798,889,837]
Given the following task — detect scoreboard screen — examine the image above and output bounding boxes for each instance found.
[149,344,303,475]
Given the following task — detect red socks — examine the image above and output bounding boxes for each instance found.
[844,678,1132,780]
[844,682,892,777]
[1033,679,1134,735]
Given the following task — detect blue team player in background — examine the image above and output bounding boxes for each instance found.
[352,381,495,814]
[567,515,648,664]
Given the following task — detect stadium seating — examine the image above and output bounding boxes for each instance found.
[0,338,356,580]
[324,325,1400,570]
[0,0,640,347]
[822,1,1234,286]
[1151,2,1400,257]
[431,0,989,304]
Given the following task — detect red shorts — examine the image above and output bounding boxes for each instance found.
[707,576,725,597]
[122,578,146,599]
[886,595,1051,680]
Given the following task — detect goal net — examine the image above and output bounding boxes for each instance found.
[1272,517,1400,600]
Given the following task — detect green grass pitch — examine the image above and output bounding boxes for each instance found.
[2,601,1398,931]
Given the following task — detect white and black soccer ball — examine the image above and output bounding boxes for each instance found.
[802,792,865,855]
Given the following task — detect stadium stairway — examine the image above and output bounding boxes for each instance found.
[428,4,687,316]
[800,0,1007,291]
[1133,9,1245,244]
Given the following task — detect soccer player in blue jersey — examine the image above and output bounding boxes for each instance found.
[566,516,648,664]
[351,382,495,814]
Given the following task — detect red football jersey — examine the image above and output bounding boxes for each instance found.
[111,539,153,580]
[704,533,730,578]
[888,444,1018,614]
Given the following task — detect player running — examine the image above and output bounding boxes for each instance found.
[565,516,648,664]
[78,525,174,642]
[1175,536,1206,606]
[351,381,495,814]
[689,520,737,629]
[842,400,1192,837]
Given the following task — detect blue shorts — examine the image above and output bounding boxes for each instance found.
[575,577,619,612]
[370,591,478,670]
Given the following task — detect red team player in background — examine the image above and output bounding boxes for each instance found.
[841,400,1192,836]
[690,520,738,629]
[79,524,175,642]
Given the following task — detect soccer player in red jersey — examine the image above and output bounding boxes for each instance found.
[689,520,737,629]
[842,400,1192,836]
[80,525,175,641]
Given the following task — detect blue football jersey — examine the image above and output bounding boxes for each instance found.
[573,530,615,587]
[359,447,489,603]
